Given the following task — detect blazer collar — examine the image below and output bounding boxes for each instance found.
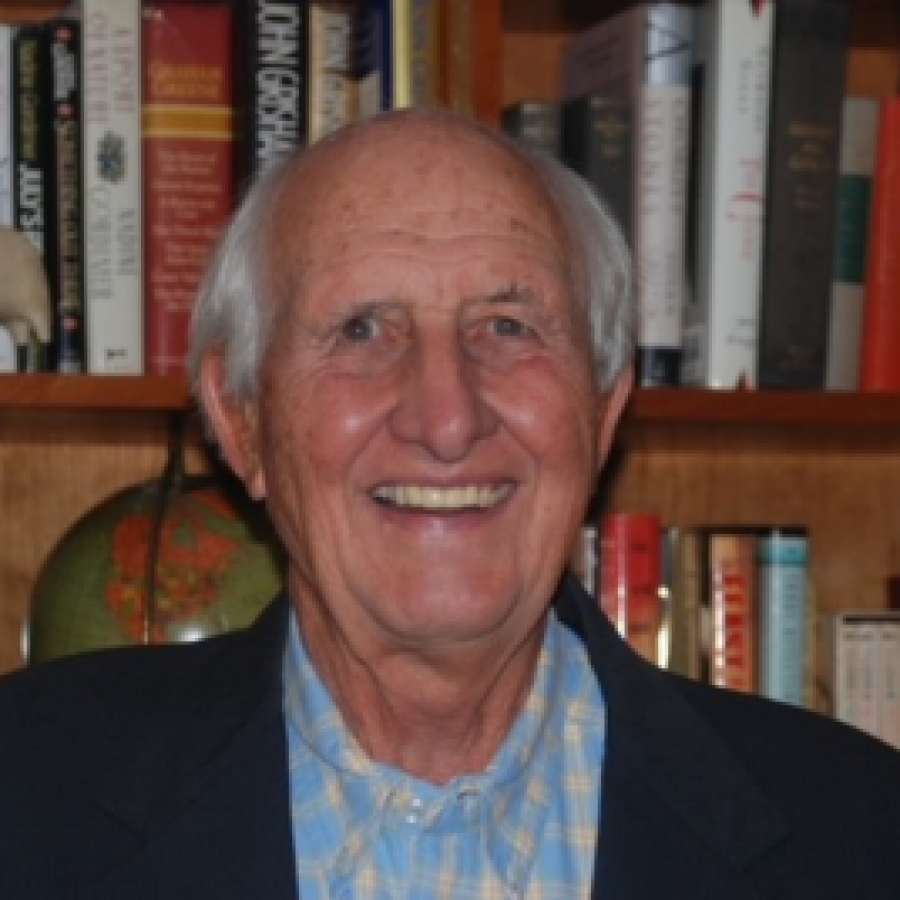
[85,596,297,899]
[555,574,787,897]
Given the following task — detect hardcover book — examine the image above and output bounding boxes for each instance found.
[307,1,353,143]
[859,97,900,391]
[561,94,633,247]
[600,512,664,665]
[234,0,307,190]
[48,18,84,374]
[705,529,756,694]
[826,96,878,391]
[503,99,561,159]
[143,1,235,376]
[756,528,809,707]
[82,0,144,374]
[0,23,14,227]
[562,4,694,387]
[757,0,849,389]
[682,0,773,389]
[662,525,702,680]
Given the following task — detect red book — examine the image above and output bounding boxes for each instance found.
[860,97,900,391]
[599,513,663,665]
[143,1,235,376]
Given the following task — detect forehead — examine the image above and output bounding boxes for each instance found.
[268,123,568,277]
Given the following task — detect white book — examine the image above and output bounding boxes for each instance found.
[563,4,694,387]
[0,323,16,371]
[879,619,900,750]
[82,0,143,373]
[307,2,353,144]
[0,24,14,228]
[825,96,879,391]
[681,0,773,389]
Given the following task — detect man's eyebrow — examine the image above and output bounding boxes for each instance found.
[482,284,541,305]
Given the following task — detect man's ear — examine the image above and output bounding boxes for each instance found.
[596,364,634,465]
[198,350,267,500]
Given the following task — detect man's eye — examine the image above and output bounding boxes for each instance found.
[490,316,530,338]
[340,314,381,342]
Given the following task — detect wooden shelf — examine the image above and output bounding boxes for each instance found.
[0,375,192,410]
[0,377,898,433]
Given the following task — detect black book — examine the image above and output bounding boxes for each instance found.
[502,100,562,159]
[234,0,308,191]
[12,22,55,370]
[48,18,83,374]
[757,0,849,389]
[561,94,633,249]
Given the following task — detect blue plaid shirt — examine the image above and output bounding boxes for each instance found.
[283,608,606,898]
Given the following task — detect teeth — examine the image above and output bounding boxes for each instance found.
[373,484,510,510]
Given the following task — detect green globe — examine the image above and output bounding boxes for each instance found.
[26,474,286,663]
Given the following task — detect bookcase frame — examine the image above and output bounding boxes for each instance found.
[0,0,898,676]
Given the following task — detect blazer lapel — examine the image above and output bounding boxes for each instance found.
[555,576,787,898]
[84,597,298,900]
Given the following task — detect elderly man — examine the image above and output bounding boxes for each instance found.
[1,110,900,898]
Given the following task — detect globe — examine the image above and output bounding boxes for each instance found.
[26,472,286,663]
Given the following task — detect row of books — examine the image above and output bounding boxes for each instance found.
[573,514,815,708]
[0,0,461,376]
[503,0,900,393]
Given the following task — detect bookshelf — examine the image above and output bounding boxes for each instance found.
[0,0,898,677]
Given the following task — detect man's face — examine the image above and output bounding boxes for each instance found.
[219,123,618,664]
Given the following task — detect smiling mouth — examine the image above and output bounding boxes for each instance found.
[372,484,513,511]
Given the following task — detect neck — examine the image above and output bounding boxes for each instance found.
[295,596,548,785]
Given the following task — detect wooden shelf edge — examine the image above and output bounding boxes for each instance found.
[0,375,193,411]
[626,388,900,429]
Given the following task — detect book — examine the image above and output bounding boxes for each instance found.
[825,97,878,391]
[0,23,15,227]
[599,512,664,665]
[705,529,756,693]
[502,99,561,158]
[756,527,809,707]
[562,4,694,387]
[0,323,15,371]
[409,0,441,108]
[234,0,307,190]
[681,0,773,389]
[756,0,849,389]
[832,611,900,747]
[82,0,144,374]
[307,1,354,143]
[143,1,236,377]
[48,18,84,374]
[561,95,632,246]
[12,22,54,372]
[439,0,473,116]
[662,525,702,680]
[859,97,900,392]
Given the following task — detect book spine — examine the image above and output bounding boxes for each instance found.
[49,18,84,374]
[757,0,848,389]
[663,525,702,680]
[600,512,664,665]
[409,0,440,108]
[0,24,14,227]
[757,528,808,707]
[706,530,756,693]
[504,99,562,159]
[144,1,236,377]
[234,0,307,190]
[682,0,772,389]
[859,97,900,391]
[562,3,694,387]
[307,2,353,143]
[561,95,632,245]
[12,23,54,372]
[439,0,473,115]
[826,97,878,391]
[82,0,143,374]
[879,619,900,750]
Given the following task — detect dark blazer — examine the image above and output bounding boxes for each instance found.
[2,576,900,898]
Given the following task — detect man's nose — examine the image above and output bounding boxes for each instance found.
[388,331,498,462]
